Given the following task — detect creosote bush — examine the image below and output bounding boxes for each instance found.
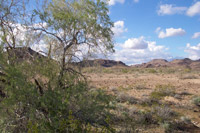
[116,92,138,104]
[192,96,200,107]
[150,84,176,100]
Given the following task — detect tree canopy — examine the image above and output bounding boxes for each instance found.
[0,0,116,132]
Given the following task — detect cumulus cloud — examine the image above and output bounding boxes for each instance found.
[186,2,200,16]
[112,21,127,37]
[111,37,171,65]
[192,32,200,39]
[108,0,125,6]
[156,27,186,38]
[157,4,187,15]
[185,43,200,60]
[157,2,200,17]
[122,36,148,49]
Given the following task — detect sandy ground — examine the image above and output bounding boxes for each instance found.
[85,69,200,132]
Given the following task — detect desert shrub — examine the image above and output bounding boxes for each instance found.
[136,111,155,125]
[135,84,148,90]
[139,97,161,106]
[150,85,175,100]
[174,94,182,100]
[0,54,115,132]
[118,85,133,91]
[121,68,129,73]
[180,75,198,80]
[179,91,192,96]
[192,96,200,107]
[183,68,191,73]
[116,92,138,104]
[153,106,177,123]
[165,69,176,74]
[148,69,157,73]
[161,120,192,133]
[180,116,191,124]
[103,68,113,74]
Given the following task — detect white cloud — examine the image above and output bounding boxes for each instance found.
[186,2,200,16]
[185,43,200,60]
[108,0,125,6]
[155,27,161,33]
[192,32,200,39]
[157,27,186,38]
[122,36,148,49]
[111,37,171,65]
[112,21,127,37]
[133,0,139,3]
[157,4,187,15]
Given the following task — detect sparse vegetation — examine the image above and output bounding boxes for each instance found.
[116,92,138,104]
[192,96,200,107]
[0,0,200,132]
[135,84,149,90]
[153,106,177,123]
[150,85,176,100]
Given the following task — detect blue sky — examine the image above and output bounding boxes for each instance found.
[107,0,200,65]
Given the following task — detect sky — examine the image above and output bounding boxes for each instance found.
[107,0,200,65]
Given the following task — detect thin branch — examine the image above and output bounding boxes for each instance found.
[34,79,44,96]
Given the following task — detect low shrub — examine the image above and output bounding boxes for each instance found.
[153,106,177,123]
[148,69,157,73]
[116,92,138,104]
[139,97,161,107]
[180,75,198,80]
[150,85,175,100]
[192,96,200,107]
[135,84,148,90]
[121,68,129,73]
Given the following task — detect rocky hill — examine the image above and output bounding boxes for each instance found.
[132,58,200,70]
[6,47,200,70]
[76,59,128,67]
[7,48,128,68]
[7,47,45,62]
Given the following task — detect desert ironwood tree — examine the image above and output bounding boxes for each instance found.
[32,0,114,85]
[0,0,31,49]
[0,0,115,132]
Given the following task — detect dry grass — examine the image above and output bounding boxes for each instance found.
[84,67,200,132]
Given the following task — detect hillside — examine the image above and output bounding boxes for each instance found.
[76,59,128,67]
[132,58,200,70]
[6,48,200,70]
[7,47,46,62]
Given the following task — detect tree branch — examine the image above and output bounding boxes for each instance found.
[34,79,44,96]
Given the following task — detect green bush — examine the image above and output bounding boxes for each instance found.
[0,52,115,132]
[150,85,175,100]
[153,106,177,123]
[148,69,157,73]
[116,92,138,104]
[192,96,200,107]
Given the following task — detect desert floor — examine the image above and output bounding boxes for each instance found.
[84,67,200,133]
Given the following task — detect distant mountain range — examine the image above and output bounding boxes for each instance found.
[78,58,200,70]
[76,59,127,67]
[131,58,200,70]
[7,47,200,70]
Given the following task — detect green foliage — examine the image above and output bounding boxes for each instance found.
[153,106,177,123]
[0,50,115,132]
[150,85,175,100]
[148,69,157,73]
[183,68,191,73]
[33,0,114,59]
[192,96,200,107]
[0,0,116,132]
[121,68,129,73]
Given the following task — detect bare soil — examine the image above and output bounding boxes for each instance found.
[84,67,200,132]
